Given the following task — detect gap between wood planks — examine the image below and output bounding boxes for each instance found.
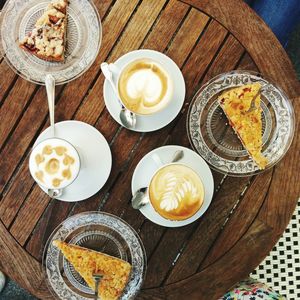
[140,50,260,287]
[0,0,141,196]
[45,18,230,261]
[0,63,18,108]
[24,4,210,254]
[200,167,275,270]
[0,0,140,205]
[70,9,213,216]
[24,0,196,249]
[0,0,116,140]
[21,0,184,248]
[78,21,245,288]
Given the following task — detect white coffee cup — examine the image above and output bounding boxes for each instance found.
[111,57,174,116]
[29,137,81,197]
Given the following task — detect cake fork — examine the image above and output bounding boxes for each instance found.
[93,273,103,300]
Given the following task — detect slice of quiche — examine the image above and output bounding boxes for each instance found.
[53,240,131,300]
[218,83,268,169]
[19,0,68,62]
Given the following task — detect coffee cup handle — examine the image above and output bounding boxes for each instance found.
[108,63,120,75]
[152,153,164,167]
[47,188,63,198]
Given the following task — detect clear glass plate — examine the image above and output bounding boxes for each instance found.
[0,0,102,85]
[187,71,295,177]
[42,212,147,300]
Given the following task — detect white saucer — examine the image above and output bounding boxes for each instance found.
[131,145,214,227]
[103,49,186,132]
[34,121,112,202]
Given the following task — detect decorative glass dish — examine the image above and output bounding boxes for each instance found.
[0,0,102,85]
[43,212,147,299]
[187,71,295,177]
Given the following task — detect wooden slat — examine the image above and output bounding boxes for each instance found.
[76,0,189,124]
[68,7,208,220]
[140,219,274,300]
[103,0,168,60]
[0,85,63,195]
[26,0,195,259]
[139,34,246,287]
[167,8,209,67]
[9,0,171,246]
[0,61,17,104]
[257,97,300,232]
[0,79,37,150]
[237,52,259,71]
[201,34,244,83]
[140,0,190,51]
[0,0,137,196]
[201,169,273,269]
[0,220,54,299]
[178,19,227,100]
[150,176,250,286]
[0,0,135,225]
[25,199,76,260]
[181,0,300,97]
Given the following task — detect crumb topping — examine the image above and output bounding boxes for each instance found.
[20,0,68,60]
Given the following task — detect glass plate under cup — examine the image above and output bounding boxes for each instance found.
[187,71,295,177]
[0,0,102,85]
[43,212,147,300]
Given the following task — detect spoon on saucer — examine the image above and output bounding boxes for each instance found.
[45,74,56,137]
[101,62,136,129]
[131,150,184,210]
[45,74,63,198]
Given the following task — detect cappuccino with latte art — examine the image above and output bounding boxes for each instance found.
[149,164,204,221]
[118,58,173,115]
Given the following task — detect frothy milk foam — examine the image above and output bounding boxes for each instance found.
[29,138,80,189]
[149,164,204,221]
[118,59,173,115]
[126,69,162,103]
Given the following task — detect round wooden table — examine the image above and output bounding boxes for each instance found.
[0,0,299,299]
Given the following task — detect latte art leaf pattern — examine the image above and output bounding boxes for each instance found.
[160,172,198,212]
[149,164,204,221]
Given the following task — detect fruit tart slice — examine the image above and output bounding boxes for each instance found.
[53,240,132,300]
[218,83,268,169]
[19,0,68,62]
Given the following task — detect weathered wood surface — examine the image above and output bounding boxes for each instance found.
[0,0,299,299]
